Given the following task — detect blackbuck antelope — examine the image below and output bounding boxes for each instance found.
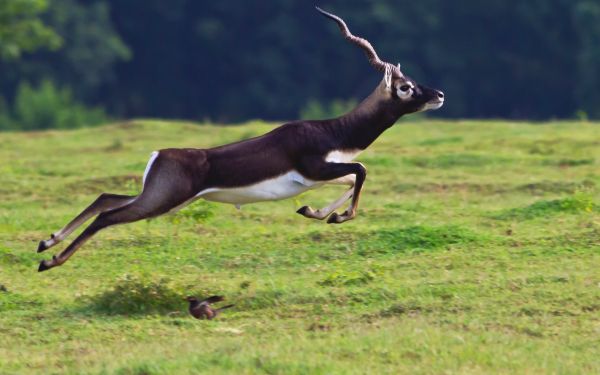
[36,7,444,272]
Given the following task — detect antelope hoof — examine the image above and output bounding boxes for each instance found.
[38,256,57,272]
[296,206,311,216]
[327,211,353,224]
[297,206,325,220]
[327,212,343,224]
[37,240,48,253]
[38,260,52,272]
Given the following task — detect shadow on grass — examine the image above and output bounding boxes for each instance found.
[79,274,185,316]
[541,158,595,167]
[0,247,40,267]
[515,180,596,195]
[0,290,43,312]
[376,302,425,317]
[77,274,328,316]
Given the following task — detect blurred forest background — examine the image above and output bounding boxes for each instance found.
[1,0,600,130]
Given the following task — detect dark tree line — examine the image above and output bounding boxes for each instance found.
[1,0,600,128]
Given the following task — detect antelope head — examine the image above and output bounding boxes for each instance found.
[316,7,445,115]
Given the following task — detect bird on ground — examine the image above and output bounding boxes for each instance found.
[186,295,234,320]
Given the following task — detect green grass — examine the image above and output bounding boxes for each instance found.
[1,119,599,374]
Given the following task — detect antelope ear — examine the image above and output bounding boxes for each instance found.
[396,63,405,78]
[383,65,393,91]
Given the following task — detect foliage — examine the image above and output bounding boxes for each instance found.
[2,1,600,124]
[300,98,358,120]
[37,0,131,97]
[9,80,107,130]
[0,96,11,130]
[0,0,61,59]
[0,120,599,373]
[573,1,600,118]
[0,0,129,119]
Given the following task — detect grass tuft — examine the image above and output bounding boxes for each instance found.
[319,266,382,286]
[171,200,216,223]
[359,225,481,255]
[494,192,596,220]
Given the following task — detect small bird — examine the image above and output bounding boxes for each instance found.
[186,295,234,320]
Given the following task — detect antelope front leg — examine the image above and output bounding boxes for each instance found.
[298,158,366,225]
[297,188,353,220]
[326,164,366,224]
[297,175,355,220]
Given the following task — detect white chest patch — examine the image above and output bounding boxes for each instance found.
[325,149,362,163]
[197,171,323,205]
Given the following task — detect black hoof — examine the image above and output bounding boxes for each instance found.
[37,240,48,253]
[38,260,52,272]
[296,206,309,216]
[327,213,340,224]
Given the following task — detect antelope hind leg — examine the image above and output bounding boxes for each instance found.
[37,193,135,253]
[38,149,209,271]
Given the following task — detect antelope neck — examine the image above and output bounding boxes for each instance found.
[329,87,401,151]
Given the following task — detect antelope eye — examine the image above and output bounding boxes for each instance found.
[399,85,411,92]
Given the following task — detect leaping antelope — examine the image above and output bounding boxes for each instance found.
[37,7,444,272]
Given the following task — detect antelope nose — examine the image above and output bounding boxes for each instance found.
[437,91,445,99]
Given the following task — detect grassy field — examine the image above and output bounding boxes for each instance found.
[0,120,599,374]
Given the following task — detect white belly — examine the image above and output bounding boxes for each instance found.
[197,171,323,205]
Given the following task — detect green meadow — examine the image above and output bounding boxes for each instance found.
[0,120,599,374]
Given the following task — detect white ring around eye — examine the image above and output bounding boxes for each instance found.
[397,87,412,99]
